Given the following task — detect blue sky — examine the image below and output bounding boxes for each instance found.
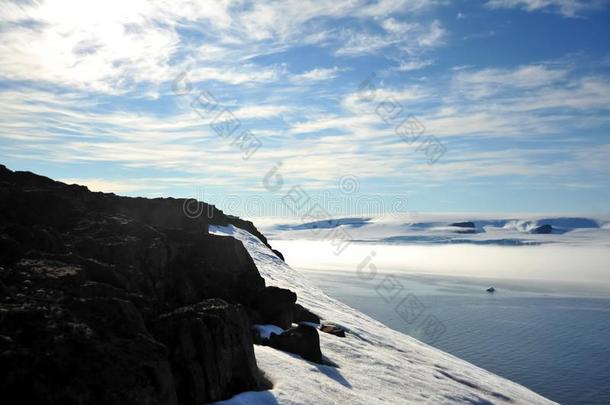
[1,0,609,217]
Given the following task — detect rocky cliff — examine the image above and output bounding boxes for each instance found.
[0,165,297,404]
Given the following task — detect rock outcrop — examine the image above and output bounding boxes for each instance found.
[151,299,264,404]
[320,323,347,338]
[251,286,297,329]
[294,303,321,324]
[268,324,323,364]
[0,165,273,404]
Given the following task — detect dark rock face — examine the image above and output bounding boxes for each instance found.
[0,294,177,405]
[0,165,271,404]
[293,303,320,324]
[531,224,553,234]
[268,324,323,364]
[251,286,297,329]
[151,299,269,404]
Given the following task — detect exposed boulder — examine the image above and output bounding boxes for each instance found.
[320,323,347,338]
[268,324,323,364]
[293,303,320,324]
[251,286,297,329]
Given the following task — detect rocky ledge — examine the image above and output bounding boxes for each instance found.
[0,165,320,404]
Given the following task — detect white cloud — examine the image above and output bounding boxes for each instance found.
[336,19,445,56]
[397,59,434,71]
[188,64,284,85]
[355,0,447,18]
[0,0,448,94]
[291,67,342,82]
[58,178,167,193]
[2,1,608,196]
[452,65,569,99]
[233,105,292,119]
[381,18,419,35]
[485,0,608,17]
[0,0,183,93]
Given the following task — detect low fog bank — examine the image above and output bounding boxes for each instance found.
[271,240,610,292]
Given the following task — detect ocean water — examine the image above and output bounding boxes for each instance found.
[299,269,610,405]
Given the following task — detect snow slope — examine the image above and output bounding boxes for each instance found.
[211,225,555,405]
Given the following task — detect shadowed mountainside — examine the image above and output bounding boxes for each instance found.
[0,165,298,404]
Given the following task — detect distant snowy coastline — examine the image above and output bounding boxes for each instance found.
[257,214,610,247]
[258,214,610,296]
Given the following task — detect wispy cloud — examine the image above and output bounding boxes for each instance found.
[485,0,608,17]
[336,19,445,56]
[291,67,343,82]
[0,0,609,212]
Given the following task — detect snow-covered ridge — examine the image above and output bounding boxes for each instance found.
[259,214,610,246]
[211,224,555,405]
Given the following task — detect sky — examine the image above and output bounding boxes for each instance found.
[1,0,609,217]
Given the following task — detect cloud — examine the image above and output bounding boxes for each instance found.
[355,0,448,17]
[233,105,292,119]
[1,0,608,203]
[449,64,610,112]
[396,59,434,71]
[485,0,608,17]
[452,64,569,99]
[0,0,448,94]
[0,0,184,93]
[188,65,284,85]
[58,178,168,193]
[336,19,445,56]
[291,67,342,82]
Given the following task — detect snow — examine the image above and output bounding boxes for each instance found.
[253,324,284,340]
[257,214,610,288]
[258,214,610,247]
[210,224,556,405]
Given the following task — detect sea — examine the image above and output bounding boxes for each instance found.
[298,269,610,405]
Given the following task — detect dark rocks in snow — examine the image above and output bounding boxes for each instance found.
[251,286,297,329]
[531,224,553,234]
[320,323,347,338]
[293,303,320,324]
[272,248,285,261]
[268,324,323,364]
[0,164,272,404]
